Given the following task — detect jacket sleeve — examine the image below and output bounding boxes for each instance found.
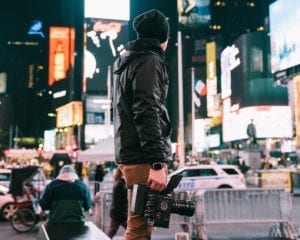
[132,55,166,163]
[38,185,51,211]
[82,185,93,211]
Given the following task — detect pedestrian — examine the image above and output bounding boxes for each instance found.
[39,165,92,227]
[94,163,105,194]
[112,9,172,240]
[107,167,128,238]
[246,118,257,148]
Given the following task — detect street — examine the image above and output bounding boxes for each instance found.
[0,196,299,240]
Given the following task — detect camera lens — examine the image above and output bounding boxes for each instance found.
[172,199,195,217]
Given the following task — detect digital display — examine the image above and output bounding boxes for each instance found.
[84,124,113,144]
[48,27,75,86]
[222,105,293,142]
[269,0,300,73]
[178,0,211,27]
[85,0,130,20]
[83,19,128,93]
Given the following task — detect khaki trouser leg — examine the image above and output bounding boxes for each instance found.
[120,164,153,240]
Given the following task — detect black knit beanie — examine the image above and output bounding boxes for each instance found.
[133,9,170,43]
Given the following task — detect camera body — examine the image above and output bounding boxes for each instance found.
[131,174,195,228]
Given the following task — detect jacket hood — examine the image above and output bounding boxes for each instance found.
[56,172,79,182]
[114,38,165,75]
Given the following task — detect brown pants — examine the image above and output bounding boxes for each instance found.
[120,164,153,240]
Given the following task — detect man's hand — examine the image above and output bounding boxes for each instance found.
[147,167,167,192]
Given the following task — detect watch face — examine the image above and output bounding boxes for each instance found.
[153,162,163,170]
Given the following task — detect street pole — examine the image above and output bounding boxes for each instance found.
[177,31,185,167]
[191,67,196,163]
[106,65,111,126]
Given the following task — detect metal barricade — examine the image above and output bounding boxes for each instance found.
[94,190,193,234]
[94,191,113,233]
[192,188,297,240]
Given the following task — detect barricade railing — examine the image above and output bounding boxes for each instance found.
[94,190,193,233]
[94,190,113,233]
[191,188,297,240]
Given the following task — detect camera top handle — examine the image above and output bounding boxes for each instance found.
[163,174,183,195]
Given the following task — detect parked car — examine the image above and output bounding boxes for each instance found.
[0,185,16,220]
[168,164,247,192]
[0,169,12,188]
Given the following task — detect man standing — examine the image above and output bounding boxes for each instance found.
[112,9,172,240]
[247,118,257,148]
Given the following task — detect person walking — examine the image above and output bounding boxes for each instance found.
[94,163,105,194]
[107,167,128,238]
[112,9,172,240]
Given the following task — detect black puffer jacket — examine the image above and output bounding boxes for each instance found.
[113,38,172,165]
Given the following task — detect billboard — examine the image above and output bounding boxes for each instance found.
[85,0,130,20]
[206,42,220,117]
[222,105,293,142]
[269,0,300,74]
[48,27,75,86]
[0,73,7,94]
[83,19,128,93]
[178,0,211,27]
[56,101,83,128]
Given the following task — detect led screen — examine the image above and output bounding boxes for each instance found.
[85,0,130,20]
[85,124,113,144]
[83,19,128,93]
[269,0,300,73]
[178,0,211,27]
[48,27,75,86]
[222,105,293,142]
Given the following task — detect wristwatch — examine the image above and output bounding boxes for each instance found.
[151,162,164,170]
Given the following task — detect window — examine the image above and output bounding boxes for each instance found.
[0,173,11,181]
[181,168,218,177]
[222,168,238,175]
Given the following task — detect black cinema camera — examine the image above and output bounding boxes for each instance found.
[130,174,195,228]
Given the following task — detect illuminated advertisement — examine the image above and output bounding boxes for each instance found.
[206,42,220,117]
[269,0,300,74]
[85,95,112,124]
[84,0,130,20]
[56,101,83,128]
[83,19,128,93]
[194,119,211,152]
[48,27,75,86]
[0,73,7,93]
[222,105,293,142]
[221,44,240,100]
[44,130,56,151]
[85,124,113,144]
[178,0,211,27]
[294,76,300,147]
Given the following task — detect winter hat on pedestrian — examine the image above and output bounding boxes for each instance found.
[57,164,79,182]
[59,164,76,174]
[133,9,170,43]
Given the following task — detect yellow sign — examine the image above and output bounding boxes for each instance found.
[261,171,292,192]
